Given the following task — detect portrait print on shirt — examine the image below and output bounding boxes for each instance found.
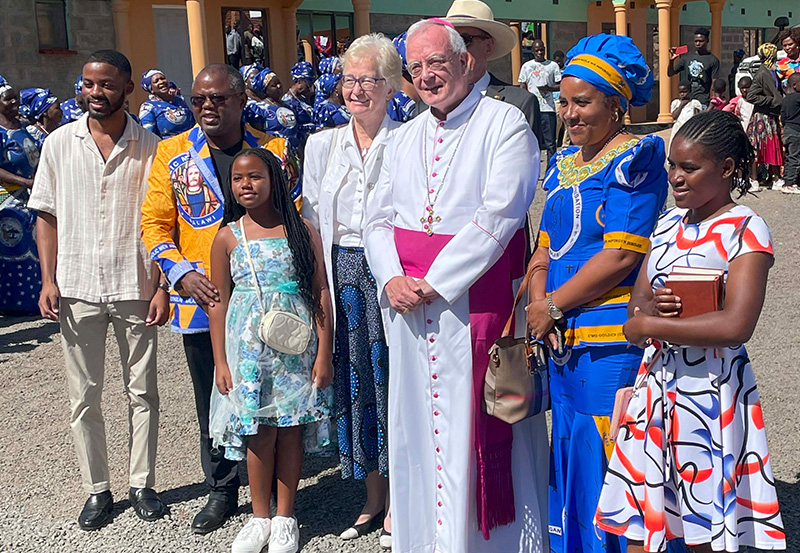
[169,154,222,227]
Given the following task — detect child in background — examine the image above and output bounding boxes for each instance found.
[208,149,334,553]
[596,110,785,553]
[780,72,800,194]
[707,77,727,110]
[725,76,759,189]
[669,80,702,148]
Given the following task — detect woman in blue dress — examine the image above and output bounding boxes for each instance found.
[0,76,42,315]
[524,35,668,553]
[138,69,195,138]
[59,75,85,126]
[312,73,351,130]
[282,62,316,137]
[243,67,299,148]
[19,88,61,148]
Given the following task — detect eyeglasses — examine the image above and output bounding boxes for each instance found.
[459,32,491,47]
[189,93,238,108]
[341,75,386,91]
[407,55,455,78]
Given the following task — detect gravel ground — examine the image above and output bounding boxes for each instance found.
[1,185,799,553]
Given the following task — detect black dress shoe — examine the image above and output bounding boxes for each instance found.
[129,487,167,522]
[191,497,237,534]
[78,491,113,531]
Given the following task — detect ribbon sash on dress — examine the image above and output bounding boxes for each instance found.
[394,226,527,539]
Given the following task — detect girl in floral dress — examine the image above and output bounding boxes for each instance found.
[595,110,785,552]
[208,149,334,553]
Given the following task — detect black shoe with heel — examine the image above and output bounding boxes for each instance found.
[339,509,385,540]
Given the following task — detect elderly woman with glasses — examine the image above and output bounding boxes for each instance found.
[303,33,403,550]
[138,69,195,138]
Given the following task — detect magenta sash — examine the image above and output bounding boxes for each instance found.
[394,226,526,539]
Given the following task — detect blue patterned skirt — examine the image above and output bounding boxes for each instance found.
[332,245,389,479]
[0,199,41,316]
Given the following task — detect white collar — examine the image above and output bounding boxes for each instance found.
[475,72,491,96]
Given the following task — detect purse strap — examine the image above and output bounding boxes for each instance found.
[238,219,267,315]
[500,261,536,338]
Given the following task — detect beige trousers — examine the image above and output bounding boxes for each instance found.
[60,298,159,494]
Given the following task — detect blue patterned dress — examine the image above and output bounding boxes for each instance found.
[209,222,333,461]
[0,124,41,315]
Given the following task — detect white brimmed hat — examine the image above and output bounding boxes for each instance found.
[445,0,518,60]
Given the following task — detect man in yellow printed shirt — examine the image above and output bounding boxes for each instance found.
[141,63,288,534]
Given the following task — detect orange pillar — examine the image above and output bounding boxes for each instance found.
[709,0,725,59]
[186,0,209,77]
[352,0,371,38]
[281,6,299,80]
[613,0,628,36]
[670,2,682,99]
[111,0,132,59]
[656,0,673,123]
[510,22,522,84]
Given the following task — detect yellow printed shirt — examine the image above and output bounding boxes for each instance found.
[141,124,288,333]
[537,135,667,347]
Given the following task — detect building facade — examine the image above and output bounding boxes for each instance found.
[1,0,795,122]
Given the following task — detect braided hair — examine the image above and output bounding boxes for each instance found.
[673,110,755,197]
[229,149,320,319]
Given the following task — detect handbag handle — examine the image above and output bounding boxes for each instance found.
[238,219,267,316]
[500,260,537,339]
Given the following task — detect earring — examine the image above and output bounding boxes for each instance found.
[613,111,621,123]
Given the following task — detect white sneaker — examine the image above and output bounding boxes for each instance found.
[269,515,300,553]
[772,178,785,190]
[231,517,271,553]
[749,179,760,192]
[782,185,800,194]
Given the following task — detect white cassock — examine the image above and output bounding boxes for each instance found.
[363,84,549,553]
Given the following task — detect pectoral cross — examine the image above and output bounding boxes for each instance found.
[420,204,442,236]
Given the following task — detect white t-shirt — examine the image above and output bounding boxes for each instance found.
[518,59,561,113]
[669,98,703,147]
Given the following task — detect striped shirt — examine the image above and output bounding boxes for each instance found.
[28,113,160,303]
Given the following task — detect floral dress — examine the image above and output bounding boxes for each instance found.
[595,205,785,552]
[209,222,333,461]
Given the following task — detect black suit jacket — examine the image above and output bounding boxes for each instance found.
[486,73,543,147]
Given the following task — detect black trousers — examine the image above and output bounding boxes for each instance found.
[541,112,558,169]
[183,332,240,501]
[784,126,800,185]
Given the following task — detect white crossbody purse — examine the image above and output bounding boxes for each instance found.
[238,219,312,355]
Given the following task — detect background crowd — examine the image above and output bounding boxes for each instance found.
[0,1,793,553]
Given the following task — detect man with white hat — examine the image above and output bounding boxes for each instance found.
[445,0,542,145]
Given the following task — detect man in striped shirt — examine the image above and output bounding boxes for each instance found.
[29,50,169,531]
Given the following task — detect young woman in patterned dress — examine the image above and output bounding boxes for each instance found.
[596,110,785,552]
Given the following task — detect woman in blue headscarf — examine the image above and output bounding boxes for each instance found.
[59,75,85,125]
[282,61,317,136]
[0,76,42,315]
[318,55,342,76]
[386,32,418,123]
[137,69,194,138]
[312,72,351,129]
[19,88,61,148]
[524,34,668,553]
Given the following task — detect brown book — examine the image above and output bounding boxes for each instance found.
[665,267,725,318]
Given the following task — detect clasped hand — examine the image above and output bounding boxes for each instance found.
[623,288,682,347]
[385,276,438,314]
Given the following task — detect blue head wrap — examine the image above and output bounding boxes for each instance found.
[318,56,342,75]
[240,63,264,85]
[291,61,316,84]
[74,75,84,95]
[563,34,653,110]
[393,33,409,72]
[0,75,11,95]
[19,88,58,121]
[251,67,278,98]
[141,69,164,93]
[313,73,342,105]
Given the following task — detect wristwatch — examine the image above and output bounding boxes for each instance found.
[546,294,563,320]
[158,282,170,293]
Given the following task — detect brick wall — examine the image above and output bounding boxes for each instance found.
[549,21,588,55]
[0,0,115,102]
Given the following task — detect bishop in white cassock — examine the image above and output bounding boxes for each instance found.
[363,19,549,553]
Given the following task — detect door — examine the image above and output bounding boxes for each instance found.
[152,5,193,95]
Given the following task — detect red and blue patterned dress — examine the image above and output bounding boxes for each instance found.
[595,205,785,552]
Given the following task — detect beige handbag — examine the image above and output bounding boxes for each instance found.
[239,220,312,355]
[483,266,550,424]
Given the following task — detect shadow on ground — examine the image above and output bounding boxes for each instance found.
[0,318,59,354]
